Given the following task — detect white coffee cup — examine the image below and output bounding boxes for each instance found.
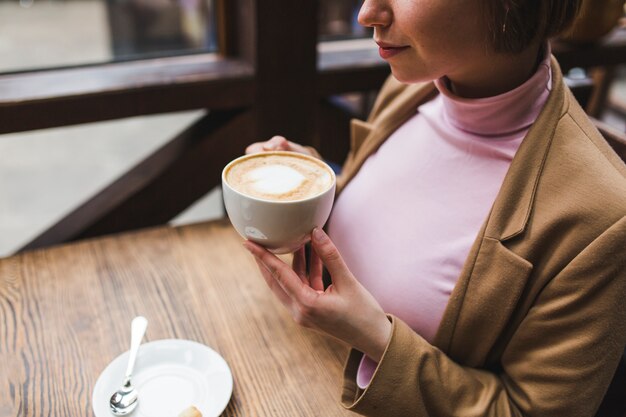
[222,151,336,254]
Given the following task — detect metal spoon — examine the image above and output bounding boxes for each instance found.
[109,316,148,416]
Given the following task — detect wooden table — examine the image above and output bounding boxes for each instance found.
[0,219,353,417]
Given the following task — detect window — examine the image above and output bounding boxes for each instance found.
[0,0,217,74]
[319,0,372,41]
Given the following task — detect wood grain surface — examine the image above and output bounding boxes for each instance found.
[0,219,353,417]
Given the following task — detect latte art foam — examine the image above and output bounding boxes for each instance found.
[226,153,333,201]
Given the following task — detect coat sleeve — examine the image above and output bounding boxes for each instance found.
[341,216,626,417]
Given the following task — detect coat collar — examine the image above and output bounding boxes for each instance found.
[484,57,569,241]
[342,57,568,242]
[434,58,569,357]
[337,81,438,193]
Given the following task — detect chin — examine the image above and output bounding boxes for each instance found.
[390,67,436,85]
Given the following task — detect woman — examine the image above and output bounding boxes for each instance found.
[244,0,626,415]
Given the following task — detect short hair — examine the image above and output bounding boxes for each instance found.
[483,0,582,53]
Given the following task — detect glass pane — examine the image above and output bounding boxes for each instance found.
[0,109,226,257]
[319,0,372,41]
[0,0,218,74]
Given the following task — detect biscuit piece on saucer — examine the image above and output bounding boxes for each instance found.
[178,406,202,417]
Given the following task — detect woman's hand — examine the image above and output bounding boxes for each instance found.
[245,135,314,156]
[243,228,392,362]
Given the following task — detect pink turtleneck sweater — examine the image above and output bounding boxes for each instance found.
[327,48,552,388]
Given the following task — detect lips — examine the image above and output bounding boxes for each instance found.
[376,41,410,59]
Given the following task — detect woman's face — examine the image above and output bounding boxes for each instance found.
[358,0,492,85]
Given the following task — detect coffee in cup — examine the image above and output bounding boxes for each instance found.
[222,151,336,254]
[225,152,333,202]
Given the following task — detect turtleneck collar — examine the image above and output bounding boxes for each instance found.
[433,44,552,137]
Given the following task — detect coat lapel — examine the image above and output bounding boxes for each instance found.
[433,58,570,364]
[337,82,438,193]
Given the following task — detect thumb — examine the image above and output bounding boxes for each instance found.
[263,136,289,151]
[311,228,354,287]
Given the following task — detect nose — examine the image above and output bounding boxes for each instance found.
[357,0,392,29]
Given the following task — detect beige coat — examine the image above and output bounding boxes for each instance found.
[336,58,626,417]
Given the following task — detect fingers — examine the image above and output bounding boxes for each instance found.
[292,245,324,292]
[283,141,313,156]
[245,142,265,154]
[252,257,293,308]
[245,136,287,154]
[309,248,325,292]
[311,228,353,288]
[263,136,290,151]
[292,246,308,283]
[243,241,311,303]
[245,136,315,157]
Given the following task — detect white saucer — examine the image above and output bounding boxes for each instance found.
[93,339,233,417]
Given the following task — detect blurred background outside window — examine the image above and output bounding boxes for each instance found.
[0,0,369,74]
[0,0,217,74]
[319,0,371,41]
